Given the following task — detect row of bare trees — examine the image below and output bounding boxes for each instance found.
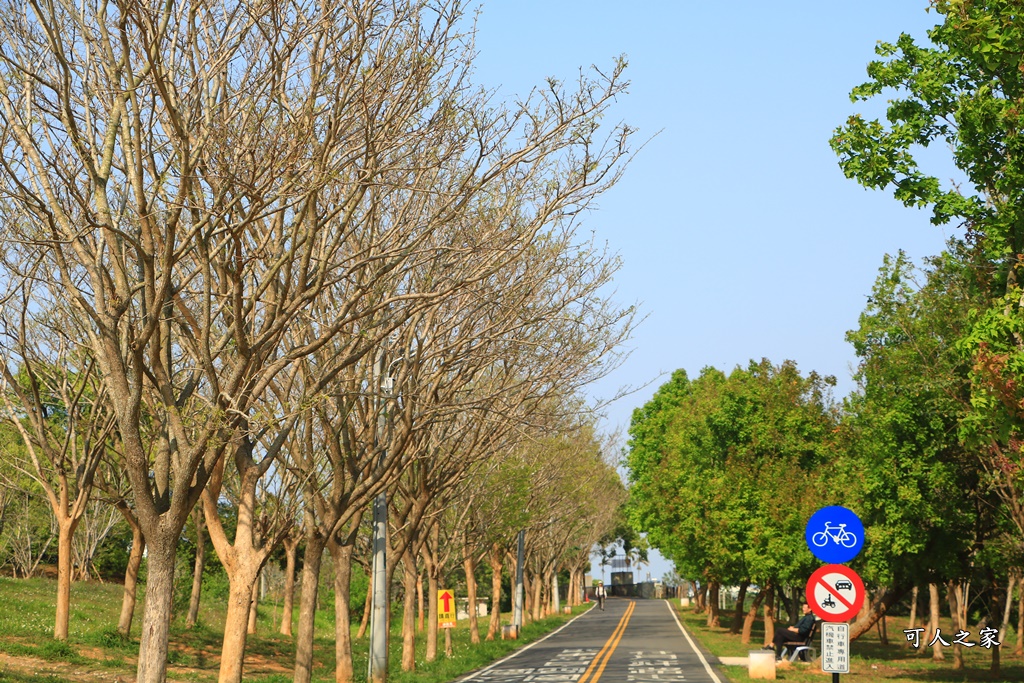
[0,1,635,682]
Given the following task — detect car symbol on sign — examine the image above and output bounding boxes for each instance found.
[834,580,853,590]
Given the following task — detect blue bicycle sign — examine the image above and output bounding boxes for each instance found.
[811,522,858,549]
[805,506,864,564]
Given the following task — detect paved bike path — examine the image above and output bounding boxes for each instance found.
[457,599,725,683]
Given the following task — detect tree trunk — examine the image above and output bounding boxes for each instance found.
[426,567,439,662]
[186,508,207,629]
[850,584,908,642]
[401,550,417,672]
[531,568,543,622]
[417,570,425,633]
[54,518,76,641]
[136,537,178,683]
[785,585,798,624]
[696,582,708,613]
[487,544,502,641]
[465,553,480,644]
[929,583,943,661]
[990,573,1001,675]
[247,572,260,635]
[566,570,575,608]
[741,587,766,644]
[761,585,775,648]
[999,574,1015,645]
[946,580,964,670]
[706,582,720,628]
[876,600,888,645]
[1016,581,1023,655]
[730,581,749,634]
[906,585,918,634]
[328,538,356,683]
[279,536,298,636]
[218,566,260,683]
[293,535,326,683]
[356,584,372,639]
[523,568,532,623]
[118,521,145,635]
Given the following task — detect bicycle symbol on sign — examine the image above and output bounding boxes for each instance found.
[811,522,858,549]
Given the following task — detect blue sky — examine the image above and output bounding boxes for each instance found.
[469,1,956,581]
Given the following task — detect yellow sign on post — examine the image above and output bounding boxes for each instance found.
[438,589,456,629]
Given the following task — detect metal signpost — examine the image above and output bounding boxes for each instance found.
[804,506,865,683]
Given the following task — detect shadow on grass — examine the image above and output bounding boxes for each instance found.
[676,603,1024,683]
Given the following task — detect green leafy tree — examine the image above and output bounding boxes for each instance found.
[839,249,986,643]
[626,360,837,630]
[831,0,1024,547]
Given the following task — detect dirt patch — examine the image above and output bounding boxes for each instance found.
[0,651,133,681]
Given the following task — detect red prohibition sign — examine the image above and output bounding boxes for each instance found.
[805,564,864,622]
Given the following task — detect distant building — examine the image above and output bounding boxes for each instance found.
[610,556,633,585]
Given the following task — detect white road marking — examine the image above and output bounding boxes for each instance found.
[456,607,596,682]
[627,650,687,681]
[665,602,723,683]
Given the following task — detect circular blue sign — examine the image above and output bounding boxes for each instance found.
[805,506,864,564]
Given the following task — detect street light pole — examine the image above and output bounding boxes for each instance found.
[513,530,525,632]
[368,342,391,683]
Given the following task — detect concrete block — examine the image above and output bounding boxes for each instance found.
[748,651,776,679]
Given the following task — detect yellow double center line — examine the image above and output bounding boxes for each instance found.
[578,601,635,683]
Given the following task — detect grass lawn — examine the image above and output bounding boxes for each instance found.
[674,602,1024,683]
[0,576,589,683]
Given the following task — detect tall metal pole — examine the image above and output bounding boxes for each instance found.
[368,345,389,683]
[513,530,525,630]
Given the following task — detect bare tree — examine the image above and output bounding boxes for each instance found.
[0,301,114,639]
[0,2,634,680]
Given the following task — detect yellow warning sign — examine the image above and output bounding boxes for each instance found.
[438,589,456,629]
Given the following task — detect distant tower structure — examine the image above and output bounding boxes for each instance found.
[610,556,633,585]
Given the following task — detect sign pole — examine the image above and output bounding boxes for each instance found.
[806,506,863,682]
[513,530,525,630]
[368,343,393,683]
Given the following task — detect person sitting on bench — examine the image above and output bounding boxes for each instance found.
[770,602,815,659]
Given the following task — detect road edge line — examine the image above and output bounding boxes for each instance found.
[665,600,724,683]
[455,604,596,682]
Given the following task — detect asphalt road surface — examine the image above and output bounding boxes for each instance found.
[457,599,725,683]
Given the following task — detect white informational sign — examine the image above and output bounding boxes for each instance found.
[821,623,850,674]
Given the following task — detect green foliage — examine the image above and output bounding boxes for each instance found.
[625,360,838,587]
[89,518,131,579]
[839,249,982,585]
[348,562,369,623]
[833,0,1024,555]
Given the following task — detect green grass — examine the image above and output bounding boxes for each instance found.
[674,601,1024,683]
[0,575,589,683]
